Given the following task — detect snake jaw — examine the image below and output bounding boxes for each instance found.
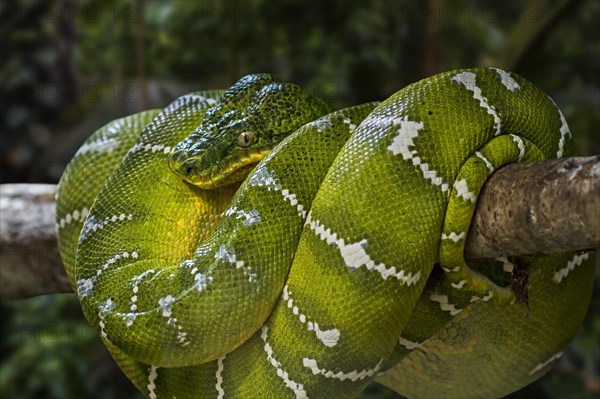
[171,146,272,189]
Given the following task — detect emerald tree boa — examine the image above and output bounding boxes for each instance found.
[56,68,595,398]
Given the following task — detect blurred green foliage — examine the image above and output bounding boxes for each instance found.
[1,0,598,398]
[0,295,143,399]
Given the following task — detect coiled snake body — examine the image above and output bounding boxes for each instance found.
[56,68,595,398]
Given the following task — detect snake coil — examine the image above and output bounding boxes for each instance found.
[56,68,595,399]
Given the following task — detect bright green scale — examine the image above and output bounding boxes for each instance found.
[56,68,595,398]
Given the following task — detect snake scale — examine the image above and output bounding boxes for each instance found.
[56,68,595,398]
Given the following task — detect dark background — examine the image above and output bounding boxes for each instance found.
[1,1,598,398]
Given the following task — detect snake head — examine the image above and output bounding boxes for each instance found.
[169,74,331,189]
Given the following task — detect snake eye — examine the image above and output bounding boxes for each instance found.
[237,131,255,148]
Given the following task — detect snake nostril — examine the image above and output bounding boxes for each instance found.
[168,150,192,177]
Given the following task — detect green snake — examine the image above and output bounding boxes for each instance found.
[56,68,595,398]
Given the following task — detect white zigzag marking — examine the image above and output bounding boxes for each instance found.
[215,245,257,282]
[451,280,467,289]
[261,326,307,399]
[193,96,217,106]
[216,354,226,399]
[147,365,159,399]
[77,278,94,299]
[79,212,134,242]
[248,167,280,189]
[388,116,449,192]
[529,352,563,375]
[342,117,357,133]
[193,273,212,291]
[469,290,494,303]
[302,357,384,382]
[442,266,460,273]
[554,253,590,283]
[120,268,194,345]
[98,298,115,343]
[555,106,571,158]
[441,231,466,242]
[156,294,190,346]
[124,268,153,326]
[178,259,213,291]
[176,330,188,346]
[398,336,423,350]
[509,134,525,161]
[307,117,332,133]
[430,294,462,315]
[454,179,477,202]
[475,151,495,172]
[305,213,421,285]
[131,142,172,155]
[178,259,214,291]
[496,256,515,273]
[248,168,306,217]
[77,250,140,299]
[492,68,520,92]
[129,269,154,310]
[452,71,502,135]
[158,295,176,318]
[76,137,119,156]
[58,207,89,229]
[224,206,261,226]
[281,188,306,217]
[282,285,340,347]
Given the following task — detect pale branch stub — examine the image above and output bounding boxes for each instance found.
[1,184,70,299]
[1,156,598,300]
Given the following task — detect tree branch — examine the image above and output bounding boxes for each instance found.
[464,155,599,259]
[1,184,70,299]
[1,156,598,300]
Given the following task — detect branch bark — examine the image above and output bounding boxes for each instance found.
[1,184,70,299]
[464,155,599,259]
[1,156,598,300]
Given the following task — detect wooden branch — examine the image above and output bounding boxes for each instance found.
[1,184,71,299]
[1,156,598,300]
[464,156,599,259]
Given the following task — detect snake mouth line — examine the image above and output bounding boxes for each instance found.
[190,146,272,189]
